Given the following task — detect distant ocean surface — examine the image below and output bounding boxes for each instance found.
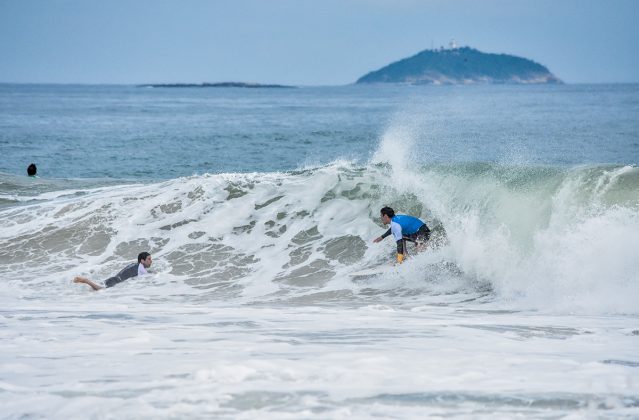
[1,83,638,418]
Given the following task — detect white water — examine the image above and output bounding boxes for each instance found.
[2,296,638,418]
[2,134,639,417]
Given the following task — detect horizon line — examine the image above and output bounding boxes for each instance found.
[2,81,639,87]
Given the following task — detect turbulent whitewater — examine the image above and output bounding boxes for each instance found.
[1,83,638,418]
[2,160,638,313]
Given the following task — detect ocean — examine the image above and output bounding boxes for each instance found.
[1,83,638,418]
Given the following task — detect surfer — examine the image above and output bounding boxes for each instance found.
[373,207,430,263]
[73,252,153,291]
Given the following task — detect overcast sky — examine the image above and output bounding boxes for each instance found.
[1,0,637,85]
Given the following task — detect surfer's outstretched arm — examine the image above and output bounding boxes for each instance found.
[73,276,103,291]
[373,228,392,243]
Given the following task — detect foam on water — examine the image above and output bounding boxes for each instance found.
[2,126,639,417]
[375,121,639,314]
[1,298,638,418]
[1,150,638,313]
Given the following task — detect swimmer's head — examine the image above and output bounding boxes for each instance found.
[138,252,152,268]
[27,163,37,176]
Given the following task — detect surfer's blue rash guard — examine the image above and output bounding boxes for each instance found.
[104,262,145,288]
[390,215,424,241]
[381,215,429,255]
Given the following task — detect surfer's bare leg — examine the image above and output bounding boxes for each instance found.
[73,276,103,291]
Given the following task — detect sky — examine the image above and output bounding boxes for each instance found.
[0,0,638,85]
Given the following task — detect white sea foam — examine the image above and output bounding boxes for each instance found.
[1,139,639,418]
[1,154,638,313]
[2,82,639,418]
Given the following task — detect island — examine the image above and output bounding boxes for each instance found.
[138,82,295,89]
[356,46,561,85]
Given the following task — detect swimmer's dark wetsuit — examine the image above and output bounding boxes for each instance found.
[380,215,430,262]
[104,262,140,288]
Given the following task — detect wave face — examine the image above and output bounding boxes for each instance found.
[2,153,638,314]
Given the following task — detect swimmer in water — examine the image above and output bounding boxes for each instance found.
[27,163,38,177]
[73,252,152,291]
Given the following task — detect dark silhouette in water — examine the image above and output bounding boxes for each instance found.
[27,163,37,177]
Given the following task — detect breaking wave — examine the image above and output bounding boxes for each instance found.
[1,149,638,315]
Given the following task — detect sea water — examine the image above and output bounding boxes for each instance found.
[1,83,638,418]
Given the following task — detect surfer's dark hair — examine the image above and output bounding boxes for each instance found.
[138,252,151,263]
[380,207,395,218]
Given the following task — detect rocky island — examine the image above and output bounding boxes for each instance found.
[356,46,561,85]
[139,82,295,88]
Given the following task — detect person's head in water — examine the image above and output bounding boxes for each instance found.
[138,252,152,268]
[380,206,396,224]
[27,163,37,177]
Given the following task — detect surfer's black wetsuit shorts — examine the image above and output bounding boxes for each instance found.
[405,224,431,243]
[398,224,431,254]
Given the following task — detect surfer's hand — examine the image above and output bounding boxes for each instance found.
[373,236,382,243]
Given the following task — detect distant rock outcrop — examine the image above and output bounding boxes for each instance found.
[356,47,561,85]
[139,82,295,88]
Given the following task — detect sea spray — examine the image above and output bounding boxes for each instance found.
[378,161,639,313]
[1,160,638,313]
